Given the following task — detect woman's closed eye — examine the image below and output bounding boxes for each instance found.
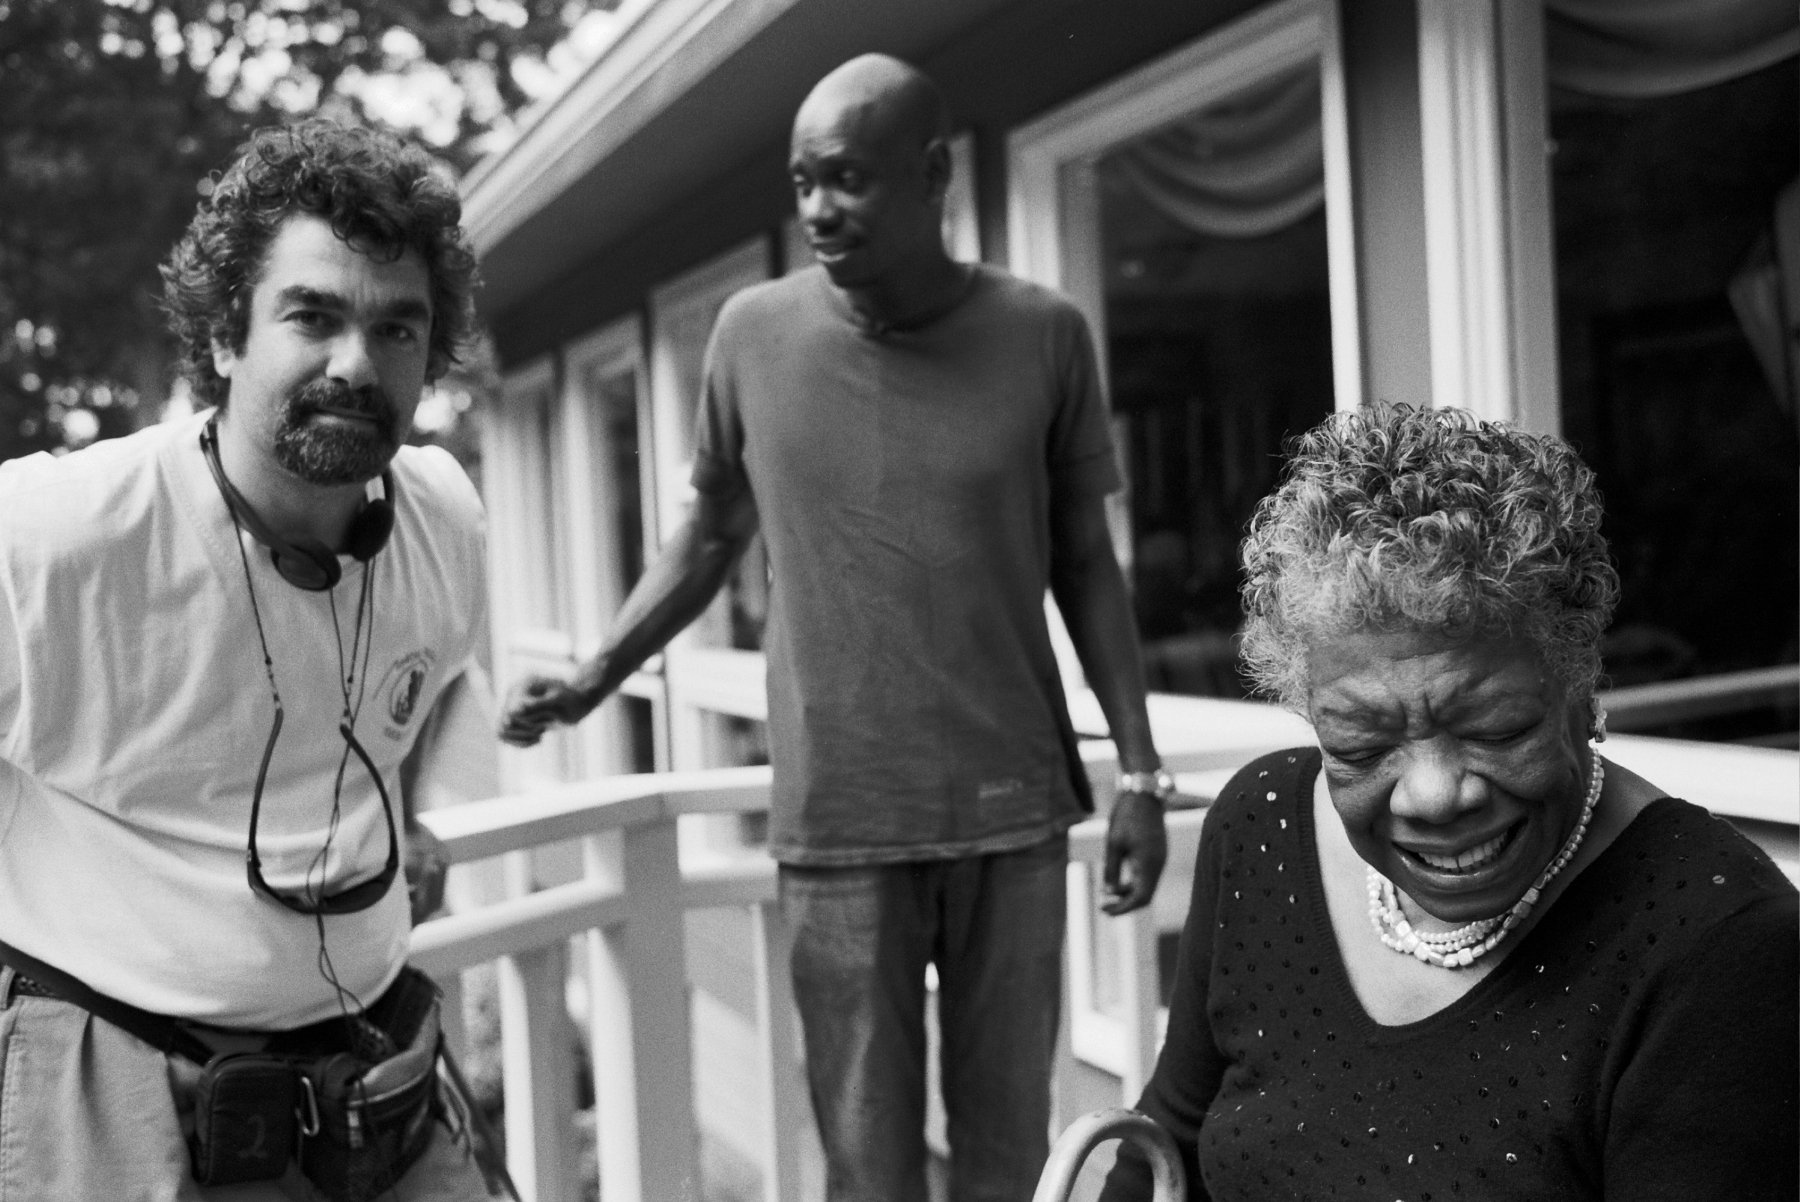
[1464,720,1539,747]
[1323,744,1388,767]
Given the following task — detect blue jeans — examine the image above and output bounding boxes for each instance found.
[780,835,1067,1202]
[0,966,494,1202]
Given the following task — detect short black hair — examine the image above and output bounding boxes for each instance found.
[161,118,479,408]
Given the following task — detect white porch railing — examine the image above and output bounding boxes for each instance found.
[412,695,1797,1202]
[409,763,1239,1202]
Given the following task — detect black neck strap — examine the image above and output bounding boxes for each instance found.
[199,420,396,591]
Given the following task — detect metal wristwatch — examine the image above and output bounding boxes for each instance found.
[1115,768,1177,804]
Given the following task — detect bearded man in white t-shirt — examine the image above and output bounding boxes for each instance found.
[0,120,500,1200]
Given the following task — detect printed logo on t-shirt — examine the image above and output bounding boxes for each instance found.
[378,650,436,737]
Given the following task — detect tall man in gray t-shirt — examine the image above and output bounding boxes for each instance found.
[502,53,1172,1201]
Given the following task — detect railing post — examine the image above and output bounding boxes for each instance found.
[751,897,808,1201]
[585,815,699,1201]
[1057,849,1162,1111]
[500,851,579,1202]
[1111,903,1162,1103]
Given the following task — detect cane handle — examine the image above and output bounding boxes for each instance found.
[1031,1107,1186,1202]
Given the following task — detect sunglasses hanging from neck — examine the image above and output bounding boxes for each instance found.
[201,422,400,915]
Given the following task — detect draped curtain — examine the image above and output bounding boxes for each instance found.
[1728,178,1798,419]
[1108,0,1796,411]
[1108,63,1323,242]
[1112,0,1796,242]
[1545,0,1798,414]
[1545,0,1798,98]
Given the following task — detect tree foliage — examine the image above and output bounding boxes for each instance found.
[0,0,609,462]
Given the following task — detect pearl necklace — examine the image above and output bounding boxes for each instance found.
[1366,751,1604,969]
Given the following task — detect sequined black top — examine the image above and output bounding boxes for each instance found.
[1102,748,1799,1202]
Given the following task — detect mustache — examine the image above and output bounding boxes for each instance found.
[287,379,397,435]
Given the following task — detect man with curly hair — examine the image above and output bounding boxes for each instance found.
[0,119,499,1199]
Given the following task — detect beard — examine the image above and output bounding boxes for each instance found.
[272,379,401,486]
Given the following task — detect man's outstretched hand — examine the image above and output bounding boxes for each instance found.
[1101,789,1167,916]
[498,675,597,747]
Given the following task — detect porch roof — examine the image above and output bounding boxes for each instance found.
[459,0,1025,319]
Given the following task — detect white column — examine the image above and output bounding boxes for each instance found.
[1416,0,1560,429]
[1496,0,1561,435]
[1318,0,1366,412]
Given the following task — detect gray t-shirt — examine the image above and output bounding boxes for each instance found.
[692,264,1121,865]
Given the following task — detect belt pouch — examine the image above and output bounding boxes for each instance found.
[298,969,444,1202]
[300,1045,440,1202]
[190,1053,300,1186]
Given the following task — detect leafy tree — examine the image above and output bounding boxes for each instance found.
[0,0,613,463]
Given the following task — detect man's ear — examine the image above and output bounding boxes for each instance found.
[922,136,952,205]
[211,338,239,381]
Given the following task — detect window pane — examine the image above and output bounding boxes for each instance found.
[594,364,646,591]
[1550,63,1798,739]
[1096,65,1334,697]
[620,695,658,774]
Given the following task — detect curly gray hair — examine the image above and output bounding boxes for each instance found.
[1239,404,1619,711]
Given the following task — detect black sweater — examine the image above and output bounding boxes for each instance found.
[1102,748,1798,1201]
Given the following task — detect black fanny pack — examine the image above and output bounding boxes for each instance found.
[0,940,442,1202]
[189,966,444,1198]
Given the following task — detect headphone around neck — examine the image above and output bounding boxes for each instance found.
[200,419,396,591]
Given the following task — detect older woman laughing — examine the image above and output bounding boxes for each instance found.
[1100,405,1797,1201]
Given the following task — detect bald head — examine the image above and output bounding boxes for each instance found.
[793,54,951,158]
[788,55,956,291]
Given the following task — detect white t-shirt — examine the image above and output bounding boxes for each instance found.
[0,411,487,1027]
